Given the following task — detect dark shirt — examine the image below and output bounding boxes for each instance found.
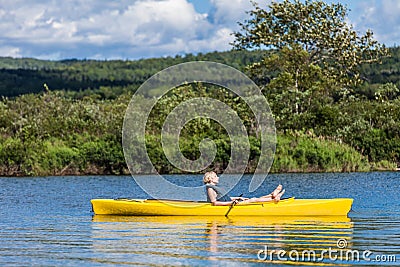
[205,184,231,202]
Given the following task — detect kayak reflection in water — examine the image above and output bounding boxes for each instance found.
[203,171,285,206]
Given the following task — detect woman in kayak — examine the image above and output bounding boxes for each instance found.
[203,171,285,206]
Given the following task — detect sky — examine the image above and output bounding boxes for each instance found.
[0,0,399,60]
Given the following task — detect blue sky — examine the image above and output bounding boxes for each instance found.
[0,0,398,60]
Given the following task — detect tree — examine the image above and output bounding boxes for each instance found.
[233,0,388,95]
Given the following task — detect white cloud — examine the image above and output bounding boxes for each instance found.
[0,46,21,57]
[351,0,400,46]
[0,0,227,59]
[121,0,211,45]
[2,0,395,60]
[209,0,253,25]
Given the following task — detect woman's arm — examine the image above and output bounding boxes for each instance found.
[212,200,235,206]
[207,187,235,206]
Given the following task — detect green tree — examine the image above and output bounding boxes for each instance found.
[233,0,388,94]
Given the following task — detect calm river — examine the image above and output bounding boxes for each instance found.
[0,172,399,266]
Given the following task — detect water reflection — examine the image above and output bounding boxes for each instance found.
[91,216,353,265]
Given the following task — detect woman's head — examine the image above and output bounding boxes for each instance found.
[203,171,218,184]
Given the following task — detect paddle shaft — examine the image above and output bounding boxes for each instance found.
[225,194,243,217]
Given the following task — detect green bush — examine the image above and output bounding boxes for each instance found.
[271,134,370,173]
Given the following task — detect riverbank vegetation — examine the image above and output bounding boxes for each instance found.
[0,0,399,176]
[0,80,398,176]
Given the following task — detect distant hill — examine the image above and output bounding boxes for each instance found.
[0,47,399,98]
[0,50,262,98]
[360,46,400,85]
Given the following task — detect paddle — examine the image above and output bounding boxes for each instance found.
[225,194,243,217]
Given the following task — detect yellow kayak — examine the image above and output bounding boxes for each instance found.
[91,197,353,216]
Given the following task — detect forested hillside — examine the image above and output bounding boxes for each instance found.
[0,50,262,98]
[1,47,399,99]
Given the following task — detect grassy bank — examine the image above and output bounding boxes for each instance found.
[271,134,396,173]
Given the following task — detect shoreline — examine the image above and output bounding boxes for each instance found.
[1,168,398,178]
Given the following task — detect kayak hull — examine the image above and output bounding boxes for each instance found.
[90,198,353,216]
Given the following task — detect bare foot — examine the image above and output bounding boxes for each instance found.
[272,184,283,198]
[274,189,285,203]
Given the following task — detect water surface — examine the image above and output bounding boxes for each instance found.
[0,172,399,266]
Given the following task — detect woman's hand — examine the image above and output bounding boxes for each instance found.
[232,197,248,202]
